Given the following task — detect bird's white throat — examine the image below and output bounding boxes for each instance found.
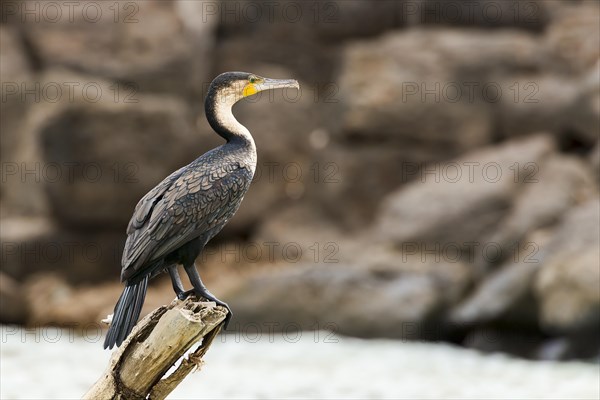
[213,96,257,174]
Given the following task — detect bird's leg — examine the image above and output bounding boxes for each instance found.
[168,266,187,300]
[183,263,232,329]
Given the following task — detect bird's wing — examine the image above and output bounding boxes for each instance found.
[126,166,186,234]
[120,162,252,281]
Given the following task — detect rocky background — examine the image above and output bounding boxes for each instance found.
[1,0,598,361]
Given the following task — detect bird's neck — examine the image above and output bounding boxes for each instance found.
[205,94,257,171]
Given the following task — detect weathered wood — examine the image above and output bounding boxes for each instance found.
[83,297,227,400]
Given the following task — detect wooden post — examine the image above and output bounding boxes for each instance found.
[84,297,227,400]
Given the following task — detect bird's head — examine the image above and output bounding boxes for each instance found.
[207,71,300,106]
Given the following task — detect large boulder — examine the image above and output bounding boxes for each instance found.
[17,70,201,230]
[543,3,600,75]
[310,0,403,40]
[449,155,597,328]
[23,273,175,327]
[534,199,600,333]
[13,0,216,99]
[495,74,580,139]
[471,153,597,271]
[0,25,43,217]
[250,204,351,267]
[215,1,405,83]
[0,216,125,283]
[450,259,541,327]
[449,227,554,330]
[375,134,555,252]
[303,144,434,229]
[497,65,599,143]
[218,0,403,40]
[336,28,548,162]
[225,246,471,339]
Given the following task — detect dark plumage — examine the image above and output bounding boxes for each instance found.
[104,72,299,349]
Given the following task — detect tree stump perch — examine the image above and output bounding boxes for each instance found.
[84,297,227,400]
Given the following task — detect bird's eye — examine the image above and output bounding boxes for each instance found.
[249,77,256,84]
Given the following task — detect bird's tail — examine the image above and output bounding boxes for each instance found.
[103,275,149,349]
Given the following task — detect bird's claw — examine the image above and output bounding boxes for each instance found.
[177,289,232,329]
[219,302,232,330]
[207,297,232,330]
[177,289,194,301]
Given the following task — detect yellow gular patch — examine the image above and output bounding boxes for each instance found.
[243,83,258,97]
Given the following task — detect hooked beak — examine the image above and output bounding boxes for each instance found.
[255,78,300,92]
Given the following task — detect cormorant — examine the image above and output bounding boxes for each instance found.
[103,72,299,349]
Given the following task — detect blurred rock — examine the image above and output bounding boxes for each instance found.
[314,0,403,40]
[0,25,43,216]
[0,272,28,324]
[1,216,54,279]
[534,199,600,333]
[336,28,546,159]
[496,74,580,139]
[215,1,405,83]
[473,153,597,270]
[451,153,596,329]
[248,204,356,274]
[233,0,404,40]
[496,59,598,142]
[376,134,555,250]
[0,24,31,85]
[451,260,540,326]
[16,0,216,99]
[253,205,345,254]
[449,228,554,328]
[19,70,200,229]
[214,35,338,86]
[0,216,125,283]
[0,25,32,160]
[307,144,450,229]
[23,273,176,327]
[567,63,600,144]
[226,247,471,339]
[24,273,120,327]
[215,1,337,83]
[500,154,596,235]
[544,3,600,75]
